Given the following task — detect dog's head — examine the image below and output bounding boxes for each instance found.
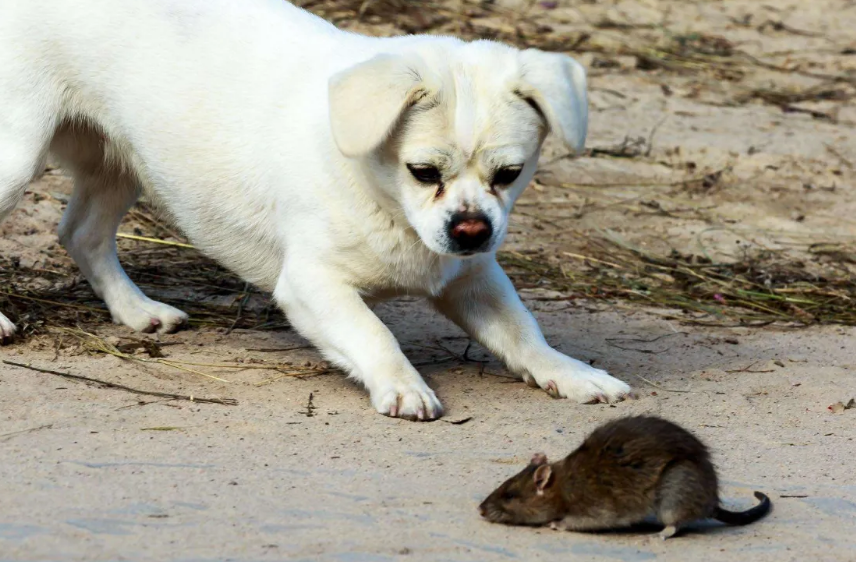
[328,39,587,257]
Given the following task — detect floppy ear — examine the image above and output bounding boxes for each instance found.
[518,49,589,155]
[328,53,429,157]
[533,464,553,494]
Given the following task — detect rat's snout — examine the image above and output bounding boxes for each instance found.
[448,211,492,254]
[478,499,490,518]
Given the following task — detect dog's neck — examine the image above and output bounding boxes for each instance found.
[321,158,462,298]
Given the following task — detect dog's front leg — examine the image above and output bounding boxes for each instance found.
[274,265,443,421]
[433,258,632,404]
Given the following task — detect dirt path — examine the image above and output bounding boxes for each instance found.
[2,1,855,560]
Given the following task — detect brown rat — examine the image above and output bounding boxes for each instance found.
[478,415,771,539]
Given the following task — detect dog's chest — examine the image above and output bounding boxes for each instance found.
[368,254,460,299]
[335,222,461,299]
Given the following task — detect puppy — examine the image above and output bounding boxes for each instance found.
[0,0,632,420]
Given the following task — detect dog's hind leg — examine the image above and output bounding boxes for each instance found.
[56,139,188,334]
[0,110,53,344]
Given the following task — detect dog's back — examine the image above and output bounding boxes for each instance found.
[0,0,346,145]
[0,0,363,288]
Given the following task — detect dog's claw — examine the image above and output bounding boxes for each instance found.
[531,360,633,404]
[584,393,608,404]
[109,299,188,335]
[374,384,443,421]
[524,374,540,388]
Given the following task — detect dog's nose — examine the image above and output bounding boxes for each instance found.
[448,212,492,252]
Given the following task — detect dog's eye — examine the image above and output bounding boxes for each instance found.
[492,166,523,187]
[407,164,442,185]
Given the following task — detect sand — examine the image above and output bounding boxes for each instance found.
[1,0,855,560]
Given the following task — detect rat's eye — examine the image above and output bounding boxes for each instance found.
[501,491,517,501]
[492,165,523,187]
[407,164,442,185]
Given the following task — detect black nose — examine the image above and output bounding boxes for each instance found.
[448,212,492,253]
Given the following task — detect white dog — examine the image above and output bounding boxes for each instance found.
[0,0,631,419]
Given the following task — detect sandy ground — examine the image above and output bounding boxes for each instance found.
[2,0,856,560]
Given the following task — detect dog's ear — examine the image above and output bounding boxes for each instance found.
[328,54,428,157]
[517,49,588,155]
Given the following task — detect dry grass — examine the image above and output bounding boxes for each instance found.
[0,245,288,340]
[501,232,856,327]
[297,0,856,90]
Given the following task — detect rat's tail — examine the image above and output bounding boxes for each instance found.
[714,492,771,526]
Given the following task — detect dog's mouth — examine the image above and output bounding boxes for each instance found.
[453,249,477,257]
[441,245,493,258]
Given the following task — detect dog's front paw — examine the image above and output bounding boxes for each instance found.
[0,312,17,345]
[527,358,632,404]
[372,378,444,421]
[110,297,189,335]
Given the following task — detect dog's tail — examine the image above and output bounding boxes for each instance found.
[714,492,771,526]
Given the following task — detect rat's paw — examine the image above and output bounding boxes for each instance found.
[659,525,678,540]
[372,378,443,421]
[0,311,17,345]
[531,359,632,404]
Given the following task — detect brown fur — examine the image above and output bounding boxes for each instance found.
[479,416,771,538]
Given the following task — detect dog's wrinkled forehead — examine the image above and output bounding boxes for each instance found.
[394,44,544,166]
[416,43,543,152]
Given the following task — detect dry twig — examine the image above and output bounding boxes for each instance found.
[2,360,238,405]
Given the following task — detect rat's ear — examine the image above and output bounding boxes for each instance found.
[517,49,588,155]
[329,53,430,157]
[533,464,553,494]
[530,453,549,466]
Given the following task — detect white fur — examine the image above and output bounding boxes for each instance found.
[0,0,631,418]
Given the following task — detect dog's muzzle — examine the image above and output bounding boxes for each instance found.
[447,211,492,254]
